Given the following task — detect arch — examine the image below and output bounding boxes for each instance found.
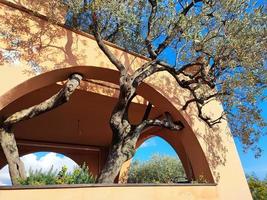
[126,136,188,183]
[0,66,214,183]
[118,133,193,183]
[137,136,188,179]
[0,151,79,186]
[135,131,195,182]
[0,140,105,177]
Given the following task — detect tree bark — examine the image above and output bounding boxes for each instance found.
[97,138,135,183]
[97,80,137,183]
[2,74,83,126]
[0,128,26,185]
[97,111,184,183]
[0,73,82,185]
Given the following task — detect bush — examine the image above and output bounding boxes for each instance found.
[127,154,187,183]
[18,163,95,185]
[247,174,267,200]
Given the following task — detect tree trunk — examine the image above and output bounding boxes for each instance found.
[97,144,127,183]
[0,128,26,185]
[97,134,137,183]
[97,114,184,183]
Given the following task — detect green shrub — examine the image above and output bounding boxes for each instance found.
[247,174,267,200]
[127,154,187,183]
[18,166,57,185]
[18,163,95,185]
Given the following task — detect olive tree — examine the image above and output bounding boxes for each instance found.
[0,0,266,184]
[66,0,266,183]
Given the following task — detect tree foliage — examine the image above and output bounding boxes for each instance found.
[127,154,187,183]
[18,164,95,185]
[63,0,266,154]
[247,174,267,200]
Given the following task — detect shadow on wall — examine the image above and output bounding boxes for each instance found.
[0,1,146,78]
[186,102,228,183]
[0,2,83,75]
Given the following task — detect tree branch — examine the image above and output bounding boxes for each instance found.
[142,102,153,121]
[146,113,184,131]
[181,0,203,15]
[132,62,162,86]
[132,58,226,128]
[145,0,158,59]
[91,12,126,75]
[133,112,184,138]
[104,22,120,42]
[182,92,228,110]
[1,73,83,128]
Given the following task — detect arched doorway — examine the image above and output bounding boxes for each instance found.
[0,152,78,186]
[127,136,188,183]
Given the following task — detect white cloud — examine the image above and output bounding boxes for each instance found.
[0,167,11,186]
[139,139,157,149]
[0,152,78,186]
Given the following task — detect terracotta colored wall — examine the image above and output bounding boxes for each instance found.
[0,185,218,200]
[0,1,252,199]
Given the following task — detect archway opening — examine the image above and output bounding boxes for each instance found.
[0,66,214,184]
[127,136,188,183]
[0,152,79,186]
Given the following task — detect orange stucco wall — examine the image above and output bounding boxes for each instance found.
[0,0,252,199]
[0,185,218,200]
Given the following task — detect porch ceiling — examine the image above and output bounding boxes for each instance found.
[0,83,161,147]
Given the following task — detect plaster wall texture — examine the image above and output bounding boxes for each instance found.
[0,185,219,200]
